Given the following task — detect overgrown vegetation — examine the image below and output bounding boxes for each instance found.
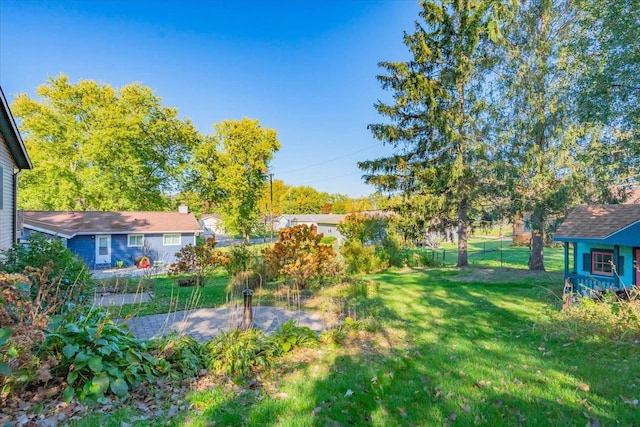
[262,224,341,289]
[168,237,229,286]
[0,234,93,308]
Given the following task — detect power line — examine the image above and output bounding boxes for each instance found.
[275,144,378,176]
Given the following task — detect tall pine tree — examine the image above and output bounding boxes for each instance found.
[360,0,508,266]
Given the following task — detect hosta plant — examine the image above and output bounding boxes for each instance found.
[44,306,168,403]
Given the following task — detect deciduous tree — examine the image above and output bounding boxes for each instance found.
[12,75,199,210]
[191,118,280,242]
[498,0,597,270]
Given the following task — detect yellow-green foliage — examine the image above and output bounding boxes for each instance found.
[555,290,640,341]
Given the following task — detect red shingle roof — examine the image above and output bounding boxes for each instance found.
[555,205,640,239]
[23,211,201,238]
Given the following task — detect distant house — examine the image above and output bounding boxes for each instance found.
[273,214,347,242]
[512,214,533,246]
[23,208,201,268]
[316,215,347,245]
[0,86,33,250]
[200,213,225,238]
[554,204,640,294]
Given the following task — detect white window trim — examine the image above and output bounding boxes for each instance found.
[128,234,145,247]
[163,233,181,246]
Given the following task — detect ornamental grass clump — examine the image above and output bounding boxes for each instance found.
[557,287,640,341]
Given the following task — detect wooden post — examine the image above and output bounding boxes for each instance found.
[564,242,569,278]
[239,288,254,330]
[613,245,620,288]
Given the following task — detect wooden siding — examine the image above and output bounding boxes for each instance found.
[0,134,15,250]
[573,242,633,290]
[65,232,197,268]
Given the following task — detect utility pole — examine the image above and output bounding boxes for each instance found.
[269,173,274,241]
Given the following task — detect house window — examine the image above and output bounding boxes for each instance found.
[128,234,144,247]
[592,250,614,276]
[98,237,108,256]
[163,233,181,246]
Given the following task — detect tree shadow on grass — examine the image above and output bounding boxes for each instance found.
[175,268,637,426]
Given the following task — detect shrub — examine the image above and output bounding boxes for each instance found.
[224,245,259,277]
[340,240,377,274]
[0,234,93,308]
[417,250,441,267]
[320,236,337,246]
[262,224,341,289]
[554,289,640,342]
[270,319,318,353]
[225,245,263,299]
[0,271,56,395]
[151,333,207,379]
[375,236,404,268]
[205,329,276,377]
[168,237,229,286]
[337,213,389,245]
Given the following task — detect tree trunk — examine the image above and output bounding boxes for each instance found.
[528,209,546,271]
[457,196,469,267]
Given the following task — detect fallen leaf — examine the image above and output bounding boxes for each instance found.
[371,376,378,385]
[344,389,354,398]
[578,383,590,392]
[461,404,471,413]
[449,412,457,421]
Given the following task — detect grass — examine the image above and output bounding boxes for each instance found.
[100,270,231,318]
[76,261,640,426]
[435,237,565,271]
[100,237,563,319]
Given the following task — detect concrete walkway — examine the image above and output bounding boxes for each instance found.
[119,306,328,343]
[94,292,153,307]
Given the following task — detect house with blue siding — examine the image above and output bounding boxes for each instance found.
[554,204,640,294]
[0,86,33,250]
[22,207,201,268]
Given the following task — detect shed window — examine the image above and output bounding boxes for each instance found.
[163,233,181,246]
[592,251,614,276]
[128,234,144,247]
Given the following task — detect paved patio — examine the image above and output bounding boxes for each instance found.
[118,306,328,342]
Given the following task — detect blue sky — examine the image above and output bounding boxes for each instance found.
[1,0,420,198]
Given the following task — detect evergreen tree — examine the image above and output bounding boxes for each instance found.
[360,0,508,266]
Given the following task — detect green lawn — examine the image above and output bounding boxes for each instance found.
[81,264,638,426]
[435,238,564,271]
[100,270,231,318]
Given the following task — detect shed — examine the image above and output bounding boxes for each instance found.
[554,204,640,294]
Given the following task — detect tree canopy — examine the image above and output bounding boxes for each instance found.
[360,0,508,267]
[12,75,200,211]
[190,118,280,241]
